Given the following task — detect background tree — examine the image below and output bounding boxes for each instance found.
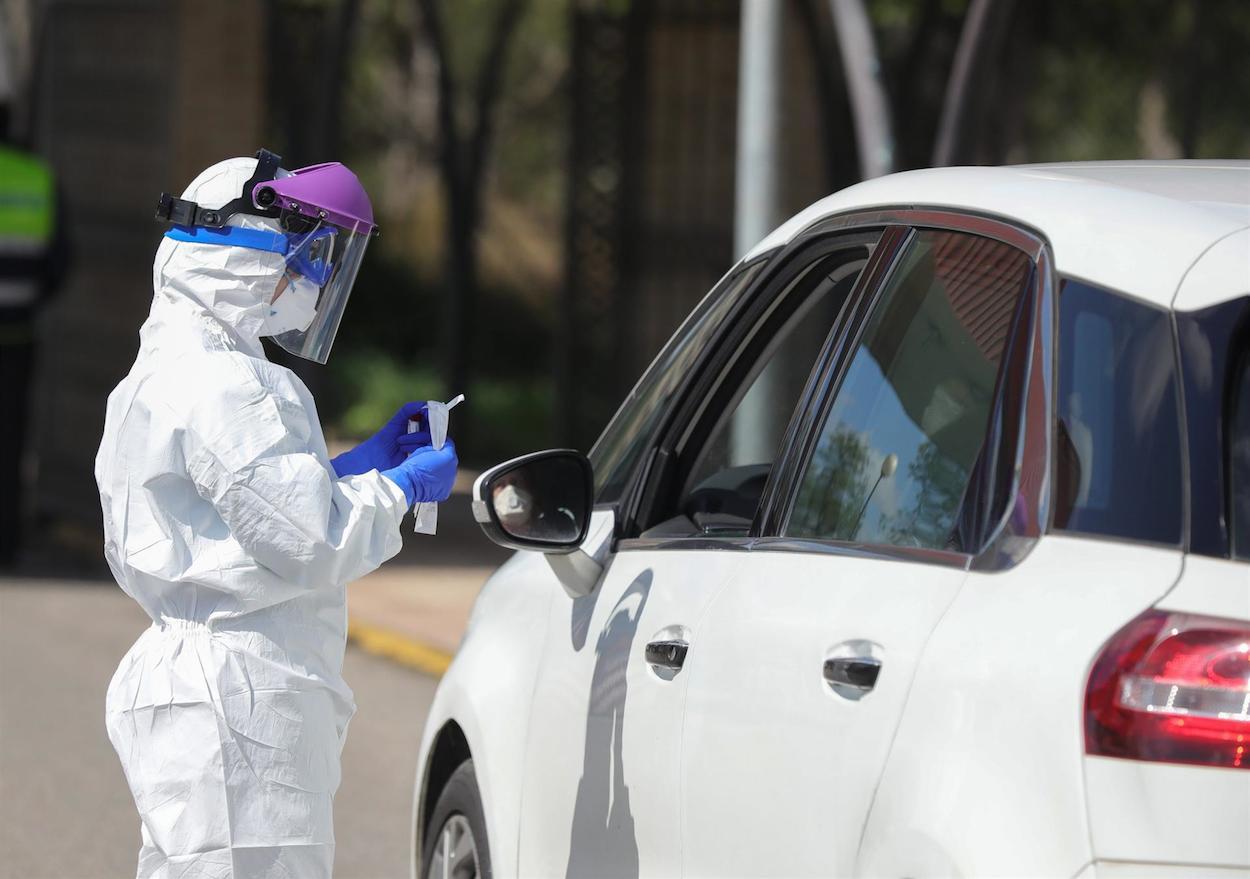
[791,428,874,537]
[414,0,530,418]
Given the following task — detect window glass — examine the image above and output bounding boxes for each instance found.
[654,253,866,537]
[591,260,763,503]
[786,230,1032,550]
[1230,354,1250,559]
[1175,297,1249,558]
[1052,280,1183,545]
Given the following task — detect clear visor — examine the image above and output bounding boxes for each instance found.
[267,220,371,364]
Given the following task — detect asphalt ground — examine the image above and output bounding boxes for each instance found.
[0,578,438,879]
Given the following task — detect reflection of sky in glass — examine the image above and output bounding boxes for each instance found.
[819,351,933,542]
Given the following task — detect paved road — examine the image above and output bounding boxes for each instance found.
[0,578,438,879]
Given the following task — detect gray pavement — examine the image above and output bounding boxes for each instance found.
[0,578,438,879]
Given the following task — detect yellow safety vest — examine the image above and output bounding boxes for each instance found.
[0,146,55,243]
[0,146,56,317]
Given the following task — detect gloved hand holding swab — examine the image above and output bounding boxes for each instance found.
[408,394,464,534]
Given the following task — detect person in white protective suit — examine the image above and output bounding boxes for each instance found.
[96,152,457,879]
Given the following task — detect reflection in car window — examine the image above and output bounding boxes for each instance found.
[786,230,1032,550]
[1052,281,1183,546]
[666,251,866,537]
[1232,354,1250,560]
[491,456,586,544]
[1175,297,1249,559]
[591,260,764,503]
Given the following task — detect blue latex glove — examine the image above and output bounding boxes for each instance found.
[332,401,431,477]
[381,440,459,507]
[397,429,438,456]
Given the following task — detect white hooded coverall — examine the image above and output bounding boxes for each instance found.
[96,159,408,878]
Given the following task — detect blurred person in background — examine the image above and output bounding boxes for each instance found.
[95,153,457,878]
[0,40,66,568]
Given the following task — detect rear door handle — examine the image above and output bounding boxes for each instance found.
[823,656,881,692]
[645,639,688,671]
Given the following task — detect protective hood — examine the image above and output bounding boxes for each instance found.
[149,157,286,358]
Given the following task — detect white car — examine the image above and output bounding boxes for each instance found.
[411,162,1250,879]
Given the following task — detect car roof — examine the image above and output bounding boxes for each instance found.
[745,161,1250,309]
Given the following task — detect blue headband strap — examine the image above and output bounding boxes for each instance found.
[164,224,339,286]
[164,224,291,255]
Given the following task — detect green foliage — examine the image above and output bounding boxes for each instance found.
[868,0,1250,164]
[332,351,554,466]
[333,246,441,368]
[1028,0,1250,160]
[791,427,874,538]
[335,353,445,439]
[881,441,966,550]
[467,372,555,463]
[329,0,566,464]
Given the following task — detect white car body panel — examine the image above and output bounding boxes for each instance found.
[857,536,1184,877]
[1076,863,1250,879]
[1156,554,1250,620]
[1172,226,1250,311]
[1085,757,1250,867]
[744,163,1250,307]
[680,551,966,877]
[410,551,555,878]
[516,549,736,877]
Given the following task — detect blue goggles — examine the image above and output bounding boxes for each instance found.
[165,224,338,286]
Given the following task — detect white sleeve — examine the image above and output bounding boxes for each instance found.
[183,362,408,589]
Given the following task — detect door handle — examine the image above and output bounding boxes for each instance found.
[823,656,881,692]
[645,639,688,671]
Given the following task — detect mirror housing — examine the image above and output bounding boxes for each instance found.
[471,450,594,554]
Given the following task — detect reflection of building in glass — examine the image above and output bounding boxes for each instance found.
[789,230,1032,550]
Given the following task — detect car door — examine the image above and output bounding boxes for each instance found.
[679,221,1042,876]
[515,543,742,878]
[516,234,879,877]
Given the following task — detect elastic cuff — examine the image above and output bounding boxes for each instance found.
[378,469,415,508]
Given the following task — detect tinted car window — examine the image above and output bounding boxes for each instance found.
[1232,353,1250,560]
[1053,280,1183,545]
[786,230,1032,550]
[1176,297,1250,560]
[647,248,867,537]
[591,260,764,503]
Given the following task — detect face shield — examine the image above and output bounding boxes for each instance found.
[264,219,372,363]
[155,149,379,364]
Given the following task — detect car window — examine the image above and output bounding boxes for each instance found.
[1175,296,1249,559]
[642,248,869,537]
[1052,280,1183,546]
[1231,352,1250,560]
[786,229,1032,551]
[591,260,764,503]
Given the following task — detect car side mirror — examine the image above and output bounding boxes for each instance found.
[471,450,594,554]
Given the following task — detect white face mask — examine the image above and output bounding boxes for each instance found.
[263,272,319,336]
[493,483,532,521]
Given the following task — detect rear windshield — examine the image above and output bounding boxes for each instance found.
[1176,296,1250,560]
[1053,280,1184,546]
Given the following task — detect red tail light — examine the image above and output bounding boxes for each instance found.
[1085,610,1250,769]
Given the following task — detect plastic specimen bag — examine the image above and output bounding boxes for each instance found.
[410,394,464,534]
